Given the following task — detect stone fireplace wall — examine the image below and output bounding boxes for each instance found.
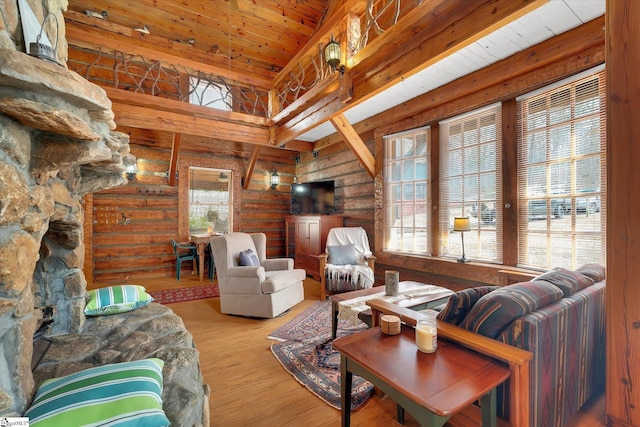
[0,0,136,416]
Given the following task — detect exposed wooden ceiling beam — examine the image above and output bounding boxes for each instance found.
[275,90,342,145]
[274,0,547,145]
[313,15,605,151]
[329,114,375,178]
[104,87,269,127]
[243,146,260,190]
[351,0,547,101]
[112,103,269,144]
[64,11,272,89]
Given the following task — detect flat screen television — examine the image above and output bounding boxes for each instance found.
[291,181,335,215]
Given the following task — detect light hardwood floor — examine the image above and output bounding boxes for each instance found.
[92,274,605,426]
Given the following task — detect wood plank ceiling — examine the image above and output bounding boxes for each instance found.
[63,0,549,168]
[65,0,329,83]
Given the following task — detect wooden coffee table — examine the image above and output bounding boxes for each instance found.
[333,325,511,427]
[329,281,453,339]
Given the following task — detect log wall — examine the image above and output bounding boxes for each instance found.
[86,142,295,284]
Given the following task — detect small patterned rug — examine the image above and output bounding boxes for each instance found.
[269,301,373,410]
[267,300,366,342]
[149,284,219,304]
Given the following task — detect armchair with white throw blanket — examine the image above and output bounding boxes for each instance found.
[210,232,305,318]
[318,227,376,300]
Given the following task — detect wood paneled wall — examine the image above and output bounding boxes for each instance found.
[86,143,295,284]
[606,1,640,424]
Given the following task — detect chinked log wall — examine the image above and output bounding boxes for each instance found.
[86,143,293,283]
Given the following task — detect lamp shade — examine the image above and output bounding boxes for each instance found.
[453,217,471,232]
[270,171,279,189]
[125,162,137,181]
[324,34,341,70]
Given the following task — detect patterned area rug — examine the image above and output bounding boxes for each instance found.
[149,284,219,304]
[269,301,373,410]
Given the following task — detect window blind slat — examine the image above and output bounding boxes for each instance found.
[516,69,606,270]
[439,104,503,263]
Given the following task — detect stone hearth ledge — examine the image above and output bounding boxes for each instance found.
[33,303,210,426]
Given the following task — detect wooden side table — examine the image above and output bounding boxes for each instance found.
[333,325,510,427]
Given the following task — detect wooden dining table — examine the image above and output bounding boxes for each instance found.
[190,233,215,282]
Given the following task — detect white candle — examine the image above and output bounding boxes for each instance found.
[415,319,437,353]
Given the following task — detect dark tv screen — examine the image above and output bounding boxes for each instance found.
[291,181,335,215]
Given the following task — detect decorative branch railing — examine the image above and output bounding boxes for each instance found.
[275,43,335,111]
[70,47,269,117]
[358,0,424,51]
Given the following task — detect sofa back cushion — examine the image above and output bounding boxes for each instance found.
[533,267,594,297]
[575,263,606,283]
[460,280,564,338]
[436,286,500,325]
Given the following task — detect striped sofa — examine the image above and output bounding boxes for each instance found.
[436,264,606,427]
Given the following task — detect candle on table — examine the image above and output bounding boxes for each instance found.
[415,319,437,353]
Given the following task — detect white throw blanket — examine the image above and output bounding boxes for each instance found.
[326,264,375,289]
[326,227,372,258]
[325,227,374,292]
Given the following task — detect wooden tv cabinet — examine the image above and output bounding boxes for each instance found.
[285,215,343,280]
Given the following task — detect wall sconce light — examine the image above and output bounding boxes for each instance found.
[125,163,138,181]
[324,34,345,74]
[453,217,471,263]
[270,170,280,190]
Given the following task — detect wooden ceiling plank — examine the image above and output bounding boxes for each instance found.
[68,0,315,69]
[243,146,261,190]
[329,114,375,178]
[168,133,181,186]
[65,19,273,87]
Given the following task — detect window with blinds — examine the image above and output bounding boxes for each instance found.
[383,127,431,254]
[517,67,606,270]
[439,103,503,262]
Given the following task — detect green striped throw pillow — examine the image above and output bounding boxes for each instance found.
[84,285,153,316]
[25,358,169,427]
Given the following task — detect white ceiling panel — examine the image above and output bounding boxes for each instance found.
[561,0,606,23]
[479,28,527,58]
[454,44,494,70]
[518,1,582,36]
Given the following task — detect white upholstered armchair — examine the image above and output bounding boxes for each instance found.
[318,227,376,300]
[210,232,305,318]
